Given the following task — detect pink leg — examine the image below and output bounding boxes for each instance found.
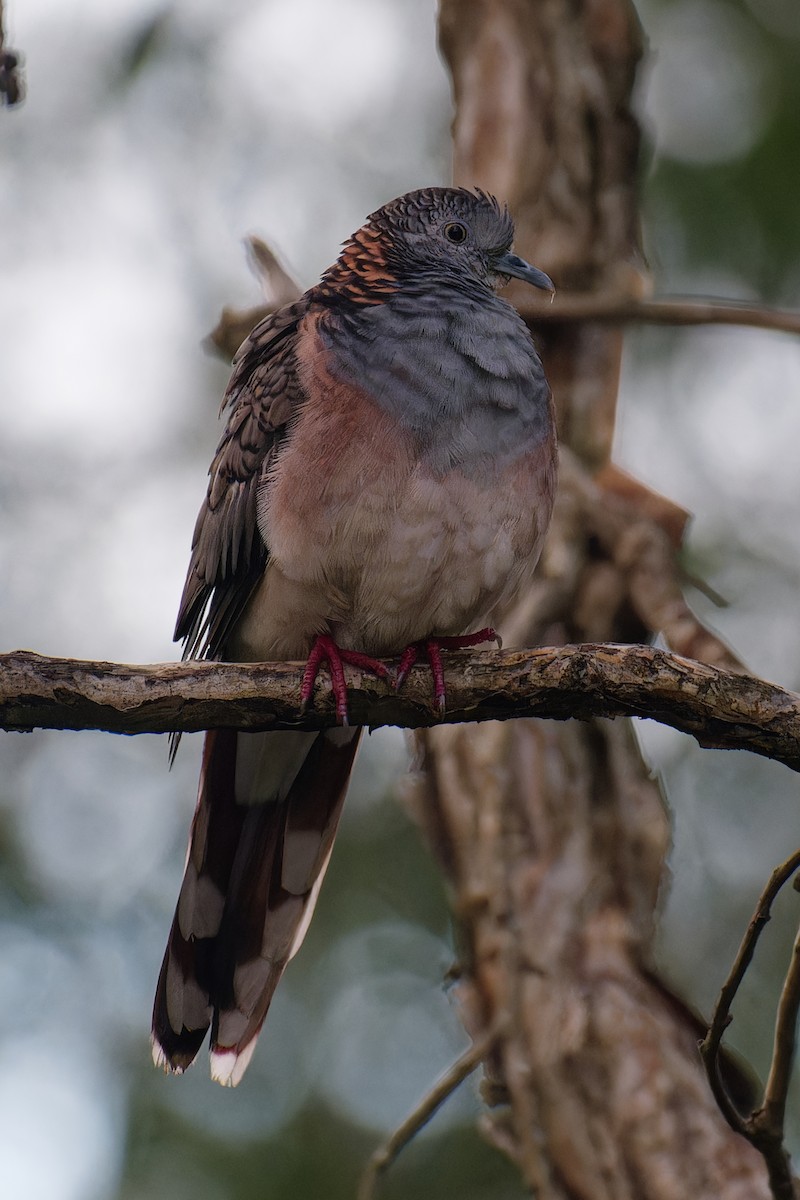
[301,634,391,724]
[395,627,502,715]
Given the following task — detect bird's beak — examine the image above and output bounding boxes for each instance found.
[494,251,554,294]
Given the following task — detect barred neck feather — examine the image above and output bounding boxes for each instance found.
[316,225,399,306]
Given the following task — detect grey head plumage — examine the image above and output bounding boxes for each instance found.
[317,186,554,304]
[314,187,555,478]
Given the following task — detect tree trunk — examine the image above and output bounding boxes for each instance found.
[405,2,773,1194]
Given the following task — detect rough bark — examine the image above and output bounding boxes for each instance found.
[399,1,777,1195]
[2,647,800,774]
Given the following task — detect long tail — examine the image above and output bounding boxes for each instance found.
[152,725,361,1086]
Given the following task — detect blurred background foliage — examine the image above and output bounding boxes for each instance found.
[1,0,800,1196]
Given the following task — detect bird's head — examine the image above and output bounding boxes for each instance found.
[319,187,553,304]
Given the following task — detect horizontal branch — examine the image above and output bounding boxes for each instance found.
[209,293,800,362]
[518,294,800,338]
[2,645,799,771]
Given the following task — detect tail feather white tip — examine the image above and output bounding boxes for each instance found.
[151,1034,185,1075]
[210,1039,257,1088]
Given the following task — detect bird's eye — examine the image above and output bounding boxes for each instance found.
[443,222,468,244]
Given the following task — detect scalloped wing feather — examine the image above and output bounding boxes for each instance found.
[176,297,310,662]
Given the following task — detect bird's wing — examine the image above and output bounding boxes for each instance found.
[176,296,309,662]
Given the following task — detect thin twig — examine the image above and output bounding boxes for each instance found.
[760,918,800,1133]
[357,1023,503,1200]
[700,852,800,1134]
[750,917,800,1200]
[700,850,800,1198]
[518,294,800,339]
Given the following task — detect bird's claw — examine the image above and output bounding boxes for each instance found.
[301,634,391,724]
[394,627,500,715]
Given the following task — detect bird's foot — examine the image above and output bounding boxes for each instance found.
[300,634,391,724]
[395,627,502,715]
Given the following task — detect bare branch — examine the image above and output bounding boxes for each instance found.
[559,449,746,672]
[207,293,800,365]
[518,294,800,339]
[700,853,800,1133]
[2,644,799,770]
[760,923,800,1140]
[700,853,800,1200]
[207,235,301,357]
[357,1024,503,1200]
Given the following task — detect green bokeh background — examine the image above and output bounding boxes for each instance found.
[1,1,799,1196]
